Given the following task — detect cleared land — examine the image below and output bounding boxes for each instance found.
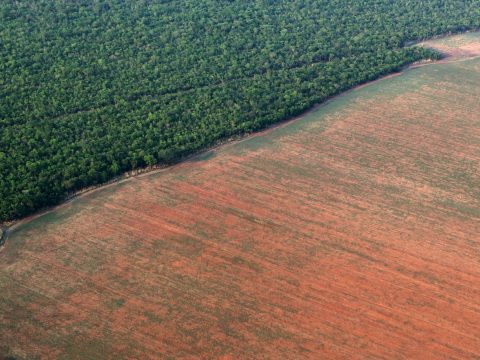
[418,31,480,60]
[1,34,480,359]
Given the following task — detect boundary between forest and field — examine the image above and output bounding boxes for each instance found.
[1,31,479,251]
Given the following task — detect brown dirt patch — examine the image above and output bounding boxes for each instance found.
[420,31,480,60]
[1,36,480,359]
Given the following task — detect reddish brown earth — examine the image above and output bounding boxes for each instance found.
[1,36,480,359]
[419,32,480,60]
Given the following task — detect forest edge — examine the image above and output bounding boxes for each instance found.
[1,30,479,250]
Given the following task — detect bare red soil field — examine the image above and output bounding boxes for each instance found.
[1,35,480,359]
[419,32,480,60]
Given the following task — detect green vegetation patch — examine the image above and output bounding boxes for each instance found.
[1,0,479,221]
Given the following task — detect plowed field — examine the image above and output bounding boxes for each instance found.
[1,34,480,359]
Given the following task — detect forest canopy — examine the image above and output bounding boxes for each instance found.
[0,0,479,221]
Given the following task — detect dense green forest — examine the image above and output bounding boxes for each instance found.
[0,0,479,221]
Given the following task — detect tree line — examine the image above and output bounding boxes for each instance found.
[0,0,479,221]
